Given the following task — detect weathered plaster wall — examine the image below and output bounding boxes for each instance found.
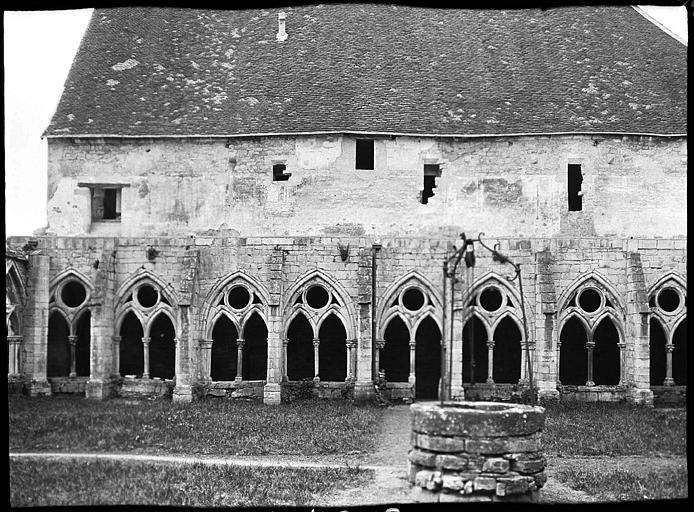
[8,234,687,404]
[46,134,687,238]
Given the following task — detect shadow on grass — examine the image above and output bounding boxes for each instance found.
[9,395,384,456]
[10,458,373,507]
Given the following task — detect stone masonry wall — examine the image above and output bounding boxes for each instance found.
[8,234,686,404]
[46,134,687,238]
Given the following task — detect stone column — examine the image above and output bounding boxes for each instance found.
[112,336,121,376]
[68,335,78,378]
[173,337,181,384]
[664,343,674,386]
[617,342,626,386]
[282,338,289,381]
[7,335,22,376]
[519,344,528,385]
[347,339,358,382]
[199,339,213,381]
[172,306,193,402]
[235,338,245,382]
[555,340,562,386]
[374,339,385,376]
[585,341,595,386]
[408,338,416,384]
[263,305,283,405]
[24,253,51,396]
[486,340,495,384]
[142,337,151,379]
[313,337,320,382]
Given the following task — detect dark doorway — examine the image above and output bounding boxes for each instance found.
[149,314,176,380]
[493,317,522,384]
[568,164,583,211]
[243,312,268,380]
[287,313,314,380]
[319,314,347,381]
[211,315,238,381]
[47,311,70,377]
[415,316,441,399]
[559,316,588,385]
[593,318,620,385]
[462,315,488,383]
[75,310,91,377]
[381,317,410,382]
[672,319,687,385]
[649,318,667,385]
[119,311,144,377]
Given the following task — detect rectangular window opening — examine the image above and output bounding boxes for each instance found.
[568,164,583,211]
[90,187,122,221]
[420,164,441,204]
[355,139,374,170]
[272,163,291,181]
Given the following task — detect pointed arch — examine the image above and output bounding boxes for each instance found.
[206,309,243,340]
[6,260,28,306]
[412,311,444,337]
[284,308,318,339]
[556,271,626,317]
[282,268,357,339]
[590,310,625,343]
[48,307,73,335]
[461,270,524,310]
[647,271,687,297]
[145,309,178,338]
[115,307,146,335]
[461,310,494,342]
[116,268,178,308]
[490,311,526,341]
[557,310,591,340]
[49,266,94,293]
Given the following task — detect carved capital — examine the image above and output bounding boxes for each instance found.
[141,336,151,346]
[112,335,122,344]
[236,338,245,349]
[585,341,595,349]
[665,344,675,353]
[312,338,320,348]
[282,338,289,347]
[409,340,416,348]
[199,338,213,349]
[68,335,78,346]
[375,340,386,350]
[486,340,495,349]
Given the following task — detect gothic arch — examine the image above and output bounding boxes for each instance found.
[490,311,526,341]
[49,267,94,294]
[376,270,442,340]
[49,267,94,336]
[6,260,27,307]
[556,271,626,319]
[648,271,686,343]
[282,269,357,339]
[115,268,178,309]
[461,270,524,310]
[114,270,178,337]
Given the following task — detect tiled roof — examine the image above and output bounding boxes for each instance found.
[44,5,687,137]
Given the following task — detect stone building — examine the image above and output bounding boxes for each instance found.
[6,5,687,405]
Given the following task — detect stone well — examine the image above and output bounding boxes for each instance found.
[408,401,547,503]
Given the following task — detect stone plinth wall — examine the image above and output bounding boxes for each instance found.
[651,386,687,407]
[384,382,414,403]
[118,377,173,398]
[558,385,628,402]
[196,380,265,400]
[49,376,89,394]
[409,402,547,503]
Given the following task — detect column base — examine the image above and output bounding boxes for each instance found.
[627,387,654,407]
[85,377,118,400]
[450,385,466,401]
[173,384,194,402]
[263,383,282,405]
[25,379,52,397]
[353,380,375,402]
[538,388,560,405]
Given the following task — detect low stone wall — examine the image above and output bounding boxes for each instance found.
[118,377,173,398]
[408,401,547,503]
[463,383,531,402]
[651,386,687,407]
[558,385,628,402]
[8,377,24,394]
[197,380,265,400]
[384,382,413,403]
[49,376,89,394]
[313,381,354,400]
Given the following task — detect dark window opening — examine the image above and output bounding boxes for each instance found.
[61,281,87,308]
[47,311,70,378]
[228,286,251,309]
[355,139,374,170]
[657,288,681,312]
[568,164,583,211]
[420,164,441,204]
[578,288,601,313]
[91,188,122,221]
[318,314,347,382]
[592,318,620,385]
[649,319,667,385]
[75,311,91,377]
[287,313,314,380]
[480,287,503,312]
[242,312,268,380]
[559,316,588,385]
[272,163,291,181]
[306,285,330,309]
[462,316,488,384]
[137,285,158,308]
[672,319,687,385]
[149,314,176,380]
[381,317,410,382]
[402,288,425,311]
[415,316,441,399]
[211,315,238,381]
[493,317,522,384]
[119,311,144,377]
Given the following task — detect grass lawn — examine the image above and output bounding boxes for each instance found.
[8,395,383,456]
[553,466,688,501]
[541,401,687,456]
[10,458,372,507]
